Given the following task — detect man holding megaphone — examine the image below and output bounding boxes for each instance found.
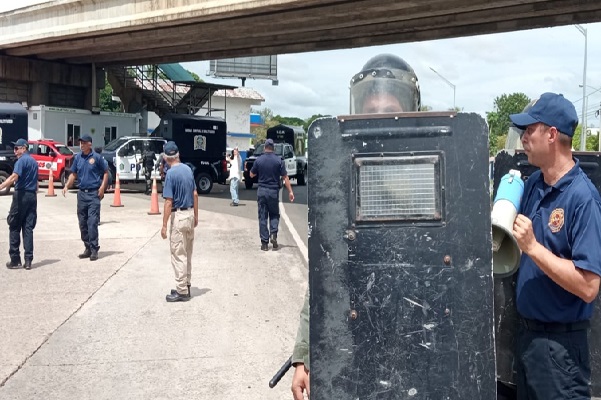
[508,92,601,400]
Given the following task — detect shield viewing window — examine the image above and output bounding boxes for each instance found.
[353,154,443,222]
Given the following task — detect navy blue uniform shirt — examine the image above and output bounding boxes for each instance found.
[516,158,601,323]
[71,151,108,189]
[162,163,195,209]
[250,152,287,190]
[13,152,38,191]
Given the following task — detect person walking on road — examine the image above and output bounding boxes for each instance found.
[62,135,108,261]
[249,138,294,251]
[509,93,601,399]
[229,147,242,206]
[160,141,198,303]
[138,141,156,195]
[0,138,39,270]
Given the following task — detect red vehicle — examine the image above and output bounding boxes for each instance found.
[28,139,74,187]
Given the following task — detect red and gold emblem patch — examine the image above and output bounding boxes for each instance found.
[88,158,95,165]
[548,208,564,233]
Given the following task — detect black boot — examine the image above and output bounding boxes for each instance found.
[78,248,91,259]
[5,260,21,269]
[166,291,190,302]
[23,260,32,270]
[261,242,269,251]
[270,234,278,249]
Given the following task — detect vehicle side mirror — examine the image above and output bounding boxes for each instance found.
[117,148,126,157]
[49,151,57,158]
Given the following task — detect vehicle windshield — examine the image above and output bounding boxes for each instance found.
[55,145,74,156]
[104,137,130,151]
[253,144,284,156]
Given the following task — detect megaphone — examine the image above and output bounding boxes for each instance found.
[492,169,524,278]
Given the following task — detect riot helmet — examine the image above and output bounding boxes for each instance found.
[350,54,421,114]
[504,100,536,151]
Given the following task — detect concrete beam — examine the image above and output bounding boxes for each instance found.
[0,0,599,66]
[0,55,92,87]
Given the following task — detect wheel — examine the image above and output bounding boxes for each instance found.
[245,179,253,189]
[297,169,306,186]
[0,171,10,196]
[60,170,66,187]
[196,172,213,194]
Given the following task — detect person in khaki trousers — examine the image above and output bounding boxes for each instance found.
[160,141,199,302]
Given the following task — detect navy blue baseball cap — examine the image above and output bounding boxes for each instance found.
[164,141,179,156]
[78,134,93,143]
[12,138,28,147]
[509,92,578,137]
[265,138,275,147]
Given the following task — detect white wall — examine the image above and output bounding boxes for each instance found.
[28,106,140,145]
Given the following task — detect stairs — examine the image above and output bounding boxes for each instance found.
[106,65,186,118]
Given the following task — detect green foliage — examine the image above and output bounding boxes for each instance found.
[420,105,432,111]
[273,115,305,127]
[188,70,202,83]
[486,92,531,156]
[572,125,600,151]
[99,80,122,112]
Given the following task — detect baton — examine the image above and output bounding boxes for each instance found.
[269,356,293,388]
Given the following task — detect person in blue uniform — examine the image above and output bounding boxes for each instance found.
[160,141,198,302]
[249,138,295,251]
[509,92,601,399]
[62,135,108,261]
[0,138,39,270]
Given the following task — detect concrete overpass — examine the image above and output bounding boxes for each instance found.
[1,0,601,66]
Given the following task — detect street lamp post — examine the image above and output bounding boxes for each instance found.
[429,67,456,109]
[575,24,588,151]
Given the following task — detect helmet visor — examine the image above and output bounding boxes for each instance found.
[350,68,419,114]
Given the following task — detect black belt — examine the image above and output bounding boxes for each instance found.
[80,188,99,193]
[172,207,190,212]
[523,318,590,333]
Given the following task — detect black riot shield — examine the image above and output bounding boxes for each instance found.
[493,149,601,398]
[309,112,496,399]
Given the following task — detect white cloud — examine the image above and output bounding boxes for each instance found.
[185,22,601,128]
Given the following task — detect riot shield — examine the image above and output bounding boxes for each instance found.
[493,149,601,397]
[309,112,496,399]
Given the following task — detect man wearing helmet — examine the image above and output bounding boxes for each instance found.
[350,53,421,114]
[291,54,421,400]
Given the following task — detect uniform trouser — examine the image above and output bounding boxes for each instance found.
[170,209,195,295]
[516,324,591,399]
[257,186,279,243]
[8,190,37,263]
[144,168,152,193]
[230,177,239,204]
[77,190,101,252]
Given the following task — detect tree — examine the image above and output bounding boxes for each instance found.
[99,81,122,112]
[420,105,432,111]
[486,93,531,156]
[250,107,278,144]
[572,125,600,151]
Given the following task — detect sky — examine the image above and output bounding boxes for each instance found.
[3,1,601,127]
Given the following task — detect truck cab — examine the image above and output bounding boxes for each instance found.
[151,114,229,194]
[265,124,307,186]
[243,142,297,189]
[28,139,74,187]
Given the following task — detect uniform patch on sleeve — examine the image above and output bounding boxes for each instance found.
[548,208,564,233]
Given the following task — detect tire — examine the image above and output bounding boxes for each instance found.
[0,171,10,196]
[60,170,66,187]
[297,169,306,186]
[245,179,253,189]
[196,172,213,194]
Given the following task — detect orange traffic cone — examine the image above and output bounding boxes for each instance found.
[148,177,161,215]
[45,170,57,197]
[110,173,124,207]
